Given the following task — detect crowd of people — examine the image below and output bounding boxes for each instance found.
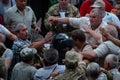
[0,0,120,80]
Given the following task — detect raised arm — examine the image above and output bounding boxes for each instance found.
[28,32,53,50]
[48,16,69,24]
[100,27,120,47]
[83,26,102,44]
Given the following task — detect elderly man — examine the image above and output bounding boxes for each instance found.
[86,62,107,80]
[92,0,120,28]
[48,8,107,48]
[11,47,37,80]
[44,0,80,34]
[11,23,52,66]
[82,25,120,64]
[7,23,52,80]
[4,0,40,39]
[104,54,120,80]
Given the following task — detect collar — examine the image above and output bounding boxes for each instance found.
[44,63,58,69]
[12,5,30,13]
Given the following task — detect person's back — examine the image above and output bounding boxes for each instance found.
[86,62,107,80]
[11,47,37,80]
[52,51,86,80]
[109,68,120,80]
[104,54,120,80]
[33,48,65,80]
[11,62,37,80]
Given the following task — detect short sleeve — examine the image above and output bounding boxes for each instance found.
[0,24,10,35]
[93,43,109,58]
[69,18,81,28]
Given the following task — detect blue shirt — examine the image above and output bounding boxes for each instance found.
[12,38,31,67]
[33,63,65,80]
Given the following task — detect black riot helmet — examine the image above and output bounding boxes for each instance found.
[52,33,74,51]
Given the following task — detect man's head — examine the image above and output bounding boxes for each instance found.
[15,0,27,11]
[89,8,103,30]
[114,2,120,17]
[58,0,69,10]
[64,51,79,69]
[104,54,118,70]
[86,62,100,80]
[43,48,59,66]
[15,23,28,40]
[71,29,86,49]
[20,47,37,62]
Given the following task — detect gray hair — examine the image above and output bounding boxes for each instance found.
[0,33,6,42]
[86,62,100,80]
[105,54,118,68]
[14,23,27,32]
[104,24,118,39]
[91,8,104,18]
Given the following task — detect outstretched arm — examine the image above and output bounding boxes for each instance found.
[48,16,69,24]
[100,28,120,47]
[28,32,53,50]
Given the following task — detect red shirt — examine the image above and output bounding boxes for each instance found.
[79,0,113,16]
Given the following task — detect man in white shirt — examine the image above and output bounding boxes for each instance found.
[48,8,108,48]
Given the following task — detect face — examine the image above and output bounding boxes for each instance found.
[58,0,69,10]
[114,4,120,17]
[104,60,109,70]
[89,11,102,29]
[17,26,28,40]
[72,39,82,49]
[16,0,27,11]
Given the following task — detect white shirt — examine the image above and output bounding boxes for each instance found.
[69,17,90,30]
[0,24,10,35]
[69,17,108,44]
[103,12,120,28]
[94,41,120,58]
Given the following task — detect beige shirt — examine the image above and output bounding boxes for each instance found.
[4,5,36,34]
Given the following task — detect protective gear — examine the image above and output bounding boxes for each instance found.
[52,33,74,51]
[52,33,74,65]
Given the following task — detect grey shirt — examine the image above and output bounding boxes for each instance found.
[109,68,120,80]
[11,62,37,80]
[94,41,120,58]
[4,5,36,34]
